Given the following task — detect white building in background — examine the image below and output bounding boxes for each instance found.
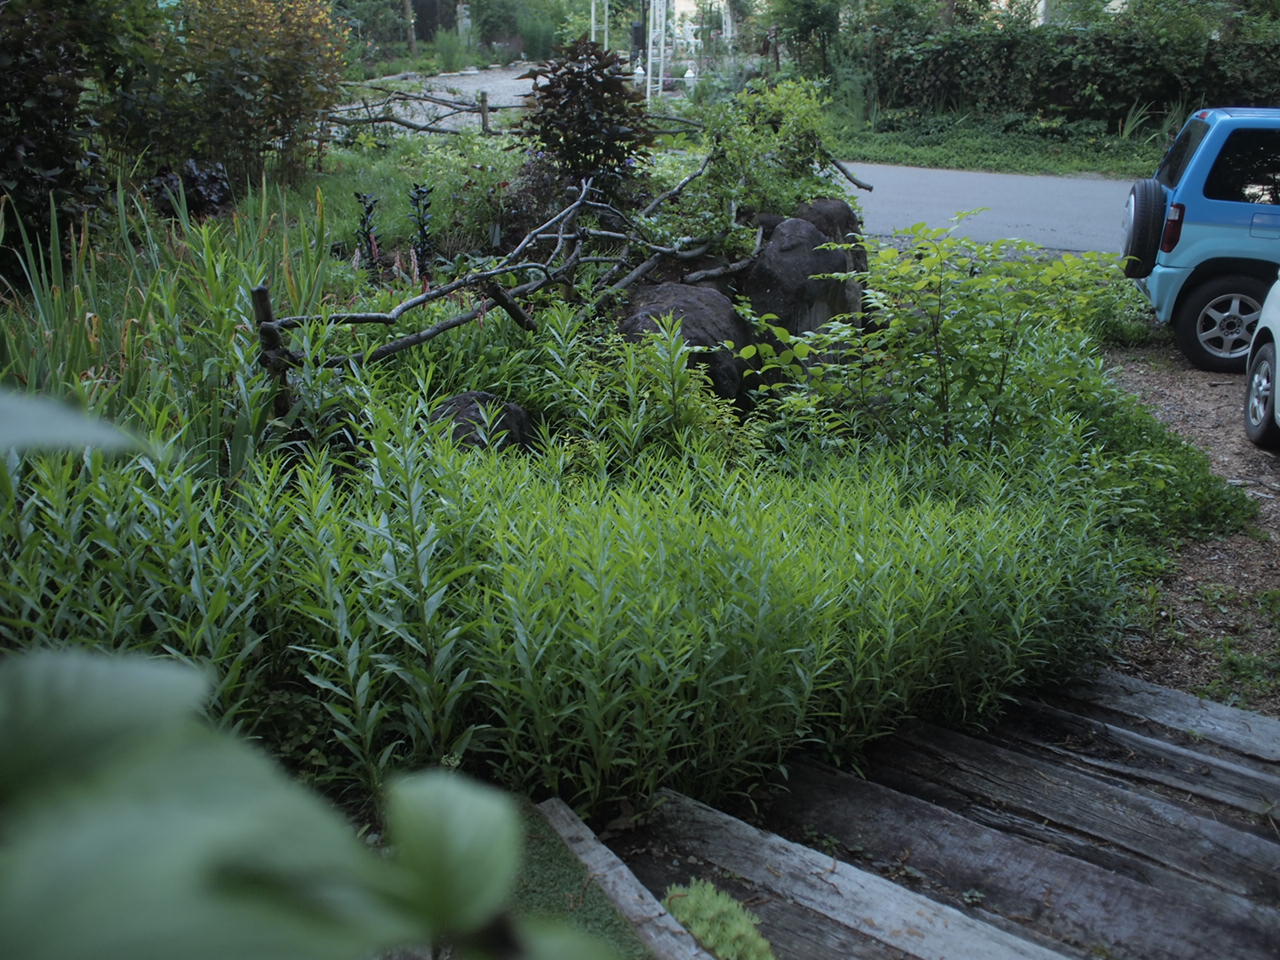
[1004,0,1129,22]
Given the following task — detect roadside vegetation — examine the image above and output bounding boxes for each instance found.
[773,0,1280,176]
[0,1,1267,957]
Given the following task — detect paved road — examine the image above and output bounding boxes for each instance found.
[380,69,1136,253]
[842,162,1135,254]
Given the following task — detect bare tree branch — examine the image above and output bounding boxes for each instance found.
[485,281,535,331]
[824,153,874,192]
[683,227,764,283]
[601,253,663,298]
[641,147,720,217]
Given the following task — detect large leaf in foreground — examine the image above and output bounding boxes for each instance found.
[0,727,419,960]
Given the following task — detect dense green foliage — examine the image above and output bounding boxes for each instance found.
[788,0,1280,137]
[517,38,654,183]
[865,17,1280,124]
[753,0,1280,174]
[0,139,1253,811]
[0,0,161,263]
[121,0,348,182]
[0,0,347,271]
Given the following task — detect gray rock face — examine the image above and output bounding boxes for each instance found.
[622,283,752,404]
[742,217,857,336]
[430,390,530,449]
[794,197,868,276]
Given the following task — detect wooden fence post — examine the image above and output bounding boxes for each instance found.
[252,285,295,420]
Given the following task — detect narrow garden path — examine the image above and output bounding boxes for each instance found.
[544,670,1280,959]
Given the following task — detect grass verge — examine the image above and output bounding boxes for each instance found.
[827,108,1164,178]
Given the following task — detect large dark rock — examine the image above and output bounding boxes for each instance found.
[794,197,868,275]
[430,391,530,449]
[741,217,858,336]
[621,283,752,404]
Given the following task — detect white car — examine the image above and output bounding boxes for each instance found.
[1245,280,1280,448]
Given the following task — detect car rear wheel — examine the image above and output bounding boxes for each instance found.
[1245,341,1280,448]
[1121,178,1164,279]
[1173,274,1266,372]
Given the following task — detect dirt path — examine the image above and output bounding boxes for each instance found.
[1107,336,1280,717]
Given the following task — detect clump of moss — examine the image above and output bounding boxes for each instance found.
[665,878,776,960]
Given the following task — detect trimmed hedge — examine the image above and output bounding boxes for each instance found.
[867,21,1280,123]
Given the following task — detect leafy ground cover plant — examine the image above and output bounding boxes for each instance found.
[0,405,615,960]
[665,879,776,960]
[0,130,1252,820]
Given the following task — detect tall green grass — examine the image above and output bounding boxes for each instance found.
[0,173,1250,814]
[0,424,1124,809]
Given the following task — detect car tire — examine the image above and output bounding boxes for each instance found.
[1121,178,1164,279]
[1173,274,1267,372]
[1245,340,1280,449]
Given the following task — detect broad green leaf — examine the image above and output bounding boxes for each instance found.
[386,770,521,934]
[0,729,418,960]
[0,390,141,452]
[0,650,208,807]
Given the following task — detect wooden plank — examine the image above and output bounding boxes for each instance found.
[620,839,911,960]
[770,762,1280,960]
[1000,699,1280,820]
[879,725,1280,903]
[652,789,1075,960]
[536,798,716,960]
[1057,670,1280,764]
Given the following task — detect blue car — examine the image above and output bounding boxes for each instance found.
[1122,107,1280,372]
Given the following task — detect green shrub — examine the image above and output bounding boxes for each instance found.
[517,37,653,184]
[0,417,1131,807]
[121,0,349,182]
[0,0,159,275]
[859,14,1280,127]
[741,227,1251,545]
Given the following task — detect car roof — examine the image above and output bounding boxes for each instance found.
[1210,107,1280,119]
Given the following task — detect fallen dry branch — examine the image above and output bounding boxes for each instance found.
[256,149,725,383]
[327,114,464,136]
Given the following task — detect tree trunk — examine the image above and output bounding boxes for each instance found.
[403,0,418,54]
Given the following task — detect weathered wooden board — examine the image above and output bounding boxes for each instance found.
[619,839,912,960]
[876,725,1280,903]
[537,798,716,960]
[999,699,1280,821]
[1055,670,1280,764]
[768,761,1280,960]
[651,789,1076,960]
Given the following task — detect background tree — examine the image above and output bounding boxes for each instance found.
[0,0,159,278]
[768,0,841,71]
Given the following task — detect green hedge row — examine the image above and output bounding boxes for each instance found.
[867,21,1280,123]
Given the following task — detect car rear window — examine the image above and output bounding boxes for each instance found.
[1203,128,1280,204]
[1156,118,1210,189]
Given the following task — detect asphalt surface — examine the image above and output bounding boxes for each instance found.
[385,68,1136,253]
[846,161,1135,254]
